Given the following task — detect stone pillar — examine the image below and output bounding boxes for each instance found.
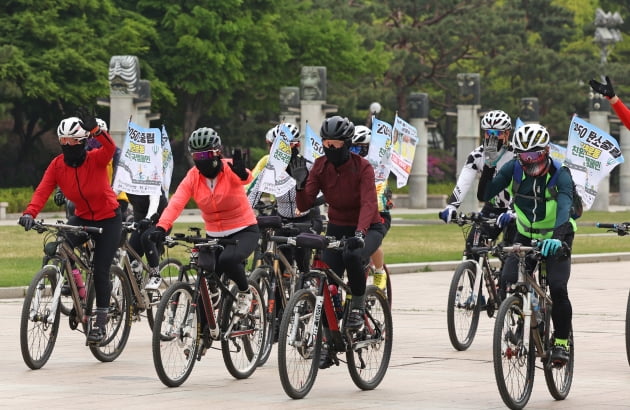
[408,93,429,208]
[619,123,630,205]
[98,55,160,146]
[280,86,300,126]
[456,73,481,213]
[589,102,610,211]
[299,66,336,149]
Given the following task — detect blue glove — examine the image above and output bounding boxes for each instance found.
[541,239,562,257]
[496,211,515,228]
[438,205,456,223]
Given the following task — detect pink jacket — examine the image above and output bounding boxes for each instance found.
[157,159,256,232]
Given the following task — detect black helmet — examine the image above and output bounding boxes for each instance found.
[320,116,355,140]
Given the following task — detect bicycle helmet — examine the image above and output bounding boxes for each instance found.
[481,110,512,131]
[352,125,371,145]
[320,116,355,140]
[265,123,300,144]
[57,117,89,140]
[96,118,108,132]
[512,123,549,152]
[188,127,221,152]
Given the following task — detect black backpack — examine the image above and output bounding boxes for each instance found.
[512,159,583,220]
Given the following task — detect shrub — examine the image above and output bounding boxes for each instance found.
[428,149,457,184]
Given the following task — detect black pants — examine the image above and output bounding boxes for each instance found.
[214,224,259,291]
[129,226,161,269]
[323,222,386,297]
[67,210,122,309]
[500,231,574,340]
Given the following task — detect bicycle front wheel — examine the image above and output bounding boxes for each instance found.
[152,282,198,387]
[447,260,482,351]
[221,280,266,379]
[544,326,574,400]
[88,265,132,362]
[248,266,275,366]
[278,288,321,399]
[347,285,393,390]
[493,295,535,410]
[43,256,72,316]
[626,290,630,367]
[20,266,62,369]
[158,257,183,286]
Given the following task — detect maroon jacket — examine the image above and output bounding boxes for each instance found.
[24,131,119,221]
[296,153,381,235]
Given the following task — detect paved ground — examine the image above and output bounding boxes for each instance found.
[1,261,628,409]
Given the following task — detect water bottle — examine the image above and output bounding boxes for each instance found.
[531,291,541,325]
[72,268,86,299]
[329,284,343,319]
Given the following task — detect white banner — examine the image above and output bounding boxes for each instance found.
[565,115,624,210]
[368,117,393,186]
[161,125,174,197]
[303,123,324,163]
[112,121,163,196]
[257,123,296,196]
[390,115,418,188]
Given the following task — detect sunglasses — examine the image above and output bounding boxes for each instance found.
[191,149,221,161]
[59,137,87,146]
[484,129,504,138]
[518,150,546,164]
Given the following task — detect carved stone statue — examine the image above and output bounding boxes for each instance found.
[280,87,300,112]
[300,66,326,101]
[409,93,429,118]
[109,55,141,95]
[457,73,480,105]
[520,98,540,122]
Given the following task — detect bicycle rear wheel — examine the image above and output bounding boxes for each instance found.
[278,288,322,399]
[626,290,630,367]
[152,282,198,387]
[544,326,574,400]
[158,257,183,285]
[493,295,535,410]
[447,260,482,351]
[88,265,132,362]
[248,266,276,366]
[221,280,266,379]
[347,285,393,390]
[20,266,61,369]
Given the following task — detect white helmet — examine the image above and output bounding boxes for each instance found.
[352,125,371,145]
[57,117,89,140]
[512,123,550,152]
[265,123,300,144]
[481,110,512,131]
[96,118,108,132]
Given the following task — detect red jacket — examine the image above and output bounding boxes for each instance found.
[296,153,381,235]
[612,98,630,130]
[24,131,119,220]
[157,159,256,233]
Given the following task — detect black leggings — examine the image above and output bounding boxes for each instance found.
[67,210,122,309]
[322,222,386,297]
[214,224,259,291]
[129,226,161,268]
[500,231,574,340]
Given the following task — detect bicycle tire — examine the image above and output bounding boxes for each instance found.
[145,261,177,331]
[626,290,630,367]
[88,265,132,362]
[366,264,393,307]
[447,260,482,351]
[543,326,574,400]
[346,285,393,390]
[158,257,183,285]
[492,295,535,410]
[277,288,322,399]
[20,266,61,370]
[221,280,266,379]
[152,281,198,387]
[42,256,73,317]
[248,266,276,366]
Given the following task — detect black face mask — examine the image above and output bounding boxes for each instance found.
[61,144,87,168]
[323,143,350,167]
[195,158,223,179]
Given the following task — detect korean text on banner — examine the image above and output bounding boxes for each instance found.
[390,115,418,188]
[258,123,296,196]
[303,123,325,164]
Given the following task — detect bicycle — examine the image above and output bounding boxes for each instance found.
[151,233,266,387]
[595,221,630,367]
[492,241,574,410]
[113,221,178,330]
[20,220,132,369]
[447,212,506,350]
[276,232,393,399]
[248,214,314,366]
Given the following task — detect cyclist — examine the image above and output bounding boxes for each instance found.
[439,110,517,255]
[349,125,393,290]
[289,116,386,333]
[247,122,324,273]
[19,115,123,343]
[482,123,575,366]
[589,76,630,128]
[149,127,259,315]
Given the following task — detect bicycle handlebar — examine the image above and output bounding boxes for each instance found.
[34,221,103,234]
[596,222,630,236]
[452,212,498,227]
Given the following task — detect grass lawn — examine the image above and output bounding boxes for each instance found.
[2,210,630,287]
